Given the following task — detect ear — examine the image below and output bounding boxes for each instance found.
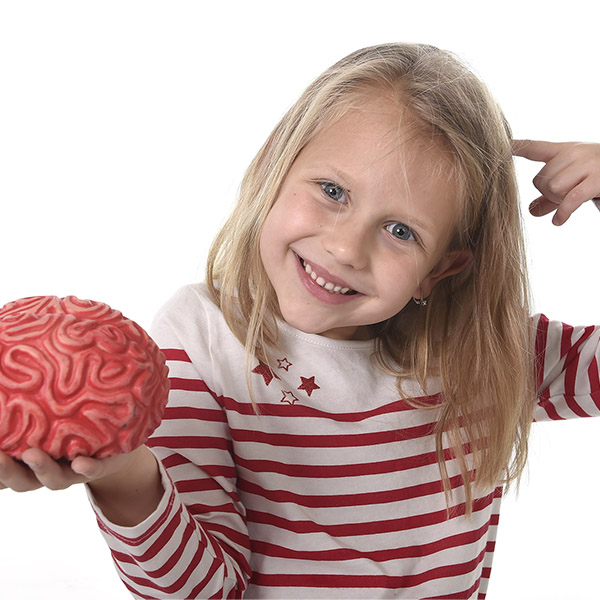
[419,248,473,298]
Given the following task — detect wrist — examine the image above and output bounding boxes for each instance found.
[88,445,164,526]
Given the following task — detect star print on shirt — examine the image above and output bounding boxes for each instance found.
[277,357,292,371]
[252,361,280,386]
[281,391,299,405]
[298,376,320,397]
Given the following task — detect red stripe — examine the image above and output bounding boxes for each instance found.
[161,348,192,362]
[235,444,469,478]
[162,406,227,423]
[202,521,252,553]
[169,377,214,393]
[590,357,600,411]
[193,378,442,421]
[534,314,549,392]
[564,395,592,418]
[563,325,577,397]
[231,421,437,448]
[111,548,135,564]
[187,501,241,516]
[151,435,231,452]
[250,548,486,590]
[156,453,190,468]
[238,472,471,508]
[560,323,574,358]
[246,492,495,537]
[174,477,230,494]
[537,397,564,420]
[178,476,243,507]
[176,470,238,492]
[427,575,482,599]
[252,519,491,562]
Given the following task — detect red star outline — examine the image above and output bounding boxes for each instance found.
[280,390,299,405]
[277,357,292,371]
[298,376,320,397]
[252,361,279,386]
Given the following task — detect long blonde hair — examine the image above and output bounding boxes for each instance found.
[207,43,534,513]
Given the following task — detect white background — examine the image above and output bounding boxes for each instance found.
[1,1,599,598]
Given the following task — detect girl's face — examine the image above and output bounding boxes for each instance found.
[259,98,470,340]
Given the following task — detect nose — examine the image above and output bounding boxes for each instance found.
[322,217,371,270]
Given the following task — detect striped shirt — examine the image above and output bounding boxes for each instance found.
[88,283,600,599]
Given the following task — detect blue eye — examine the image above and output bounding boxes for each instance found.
[386,222,415,242]
[321,182,346,203]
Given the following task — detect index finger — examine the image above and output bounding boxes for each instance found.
[511,139,562,162]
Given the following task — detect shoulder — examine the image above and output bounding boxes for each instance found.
[149,283,246,393]
[151,283,219,331]
[150,282,238,358]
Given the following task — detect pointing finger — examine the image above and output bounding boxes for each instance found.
[512,139,562,162]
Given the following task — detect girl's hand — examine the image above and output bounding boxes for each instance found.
[512,140,600,226]
[0,447,142,492]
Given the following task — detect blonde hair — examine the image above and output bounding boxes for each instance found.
[207,43,534,514]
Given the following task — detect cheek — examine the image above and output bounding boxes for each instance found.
[377,254,419,285]
[267,192,322,239]
[258,196,302,269]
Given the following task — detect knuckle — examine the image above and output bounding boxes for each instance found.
[565,188,581,204]
[547,179,566,197]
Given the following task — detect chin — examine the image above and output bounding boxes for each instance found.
[281,314,322,335]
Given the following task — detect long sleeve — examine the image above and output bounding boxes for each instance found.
[533,313,600,421]
[87,289,252,599]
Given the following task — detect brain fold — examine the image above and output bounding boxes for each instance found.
[0,296,170,460]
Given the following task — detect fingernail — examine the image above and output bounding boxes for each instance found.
[529,200,541,216]
[72,464,92,478]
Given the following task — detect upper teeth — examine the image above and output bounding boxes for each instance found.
[302,260,351,294]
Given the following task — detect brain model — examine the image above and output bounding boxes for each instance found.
[0,296,169,461]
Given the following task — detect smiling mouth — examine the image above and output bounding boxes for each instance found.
[297,256,358,295]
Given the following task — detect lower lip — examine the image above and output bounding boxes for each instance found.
[294,253,361,305]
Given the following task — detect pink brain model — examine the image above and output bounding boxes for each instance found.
[0,296,170,461]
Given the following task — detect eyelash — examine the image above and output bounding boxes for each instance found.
[318,180,418,244]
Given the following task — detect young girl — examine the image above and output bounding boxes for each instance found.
[1,42,599,599]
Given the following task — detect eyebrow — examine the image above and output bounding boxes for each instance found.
[319,164,356,191]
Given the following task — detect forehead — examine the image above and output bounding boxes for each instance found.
[299,99,455,188]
